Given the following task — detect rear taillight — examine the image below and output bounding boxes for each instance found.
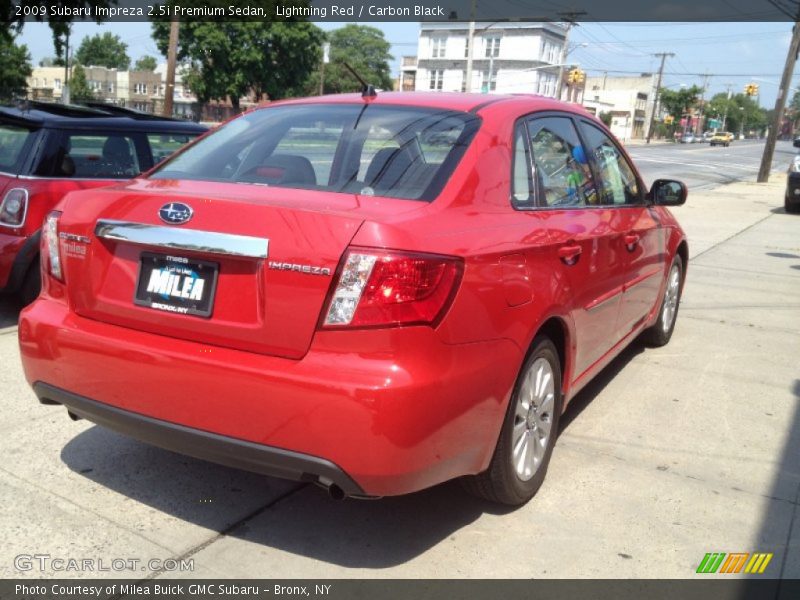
[41,211,63,281]
[0,188,28,227]
[322,248,462,329]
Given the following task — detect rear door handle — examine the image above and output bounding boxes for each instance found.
[624,233,640,249]
[558,244,582,264]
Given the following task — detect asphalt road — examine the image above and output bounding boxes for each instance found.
[627,139,795,191]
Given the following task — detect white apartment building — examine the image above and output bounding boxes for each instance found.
[414,22,568,96]
[582,74,658,141]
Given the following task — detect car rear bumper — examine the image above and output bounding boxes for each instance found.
[19,298,521,497]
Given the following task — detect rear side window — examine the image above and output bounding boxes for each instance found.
[147,133,199,166]
[54,132,143,179]
[0,124,35,174]
[578,122,642,205]
[150,104,481,202]
[527,116,597,207]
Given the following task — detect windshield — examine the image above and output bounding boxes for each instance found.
[149,104,481,201]
[0,123,36,174]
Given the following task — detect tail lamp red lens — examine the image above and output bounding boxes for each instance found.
[323,248,463,329]
[41,211,64,281]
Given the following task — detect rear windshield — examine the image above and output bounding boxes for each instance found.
[149,104,481,201]
[0,123,36,174]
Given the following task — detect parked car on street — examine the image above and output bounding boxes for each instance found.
[786,140,800,214]
[0,102,206,305]
[709,131,734,147]
[19,92,688,506]
[679,133,696,143]
[701,131,715,143]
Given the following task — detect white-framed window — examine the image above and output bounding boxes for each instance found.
[482,70,497,92]
[54,79,61,90]
[485,36,501,58]
[537,72,557,97]
[431,37,446,58]
[429,69,444,91]
[107,82,114,93]
[542,40,561,64]
[461,70,467,92]
[134,83,147,95]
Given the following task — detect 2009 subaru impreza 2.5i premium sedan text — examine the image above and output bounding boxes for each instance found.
[19,92,688,506]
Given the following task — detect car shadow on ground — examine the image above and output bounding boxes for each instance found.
[58,338,648,568]
[0,298,21,329]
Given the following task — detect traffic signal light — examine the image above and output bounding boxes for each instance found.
[664,115,674,124]
[744,83,759,96]
[567,68,585,84]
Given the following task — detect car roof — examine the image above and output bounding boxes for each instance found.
[0,101,207,133]
[258,92,594,118]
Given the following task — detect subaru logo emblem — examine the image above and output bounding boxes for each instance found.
[159,202,193,225]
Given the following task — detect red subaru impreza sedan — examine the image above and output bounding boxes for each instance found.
[19,92,687,505]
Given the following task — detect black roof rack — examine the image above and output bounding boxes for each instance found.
[19,100,111,118]
[79,102,183,121]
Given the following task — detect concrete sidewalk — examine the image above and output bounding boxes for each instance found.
[0,177,797,579]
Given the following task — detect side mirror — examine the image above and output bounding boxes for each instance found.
[650,179,687,206]
[793,137,800,148]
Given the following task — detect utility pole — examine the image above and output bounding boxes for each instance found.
[721,84,733,130]
[646,52,673,144]
[62,27,71,104]
[554,23,574,100]
[163,20,179,118]
[319,42,330,95]
[696,72,711,135]
[758,22,800,182]
[464,20,476,93]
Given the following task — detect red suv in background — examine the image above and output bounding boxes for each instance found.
[19,93,687,505]
[0,102,205,305]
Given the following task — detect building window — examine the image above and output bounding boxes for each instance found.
[537,72,557,97]
[107,82,114,93]
[461,70,467,92]
[485,36,500,58]
[542,40,560,63]
[429,69,443,91]
[54,79,61,90]
[134,83,147,95]
[464,37,470,58]
[431,37,446,58]
[482,70,497,92]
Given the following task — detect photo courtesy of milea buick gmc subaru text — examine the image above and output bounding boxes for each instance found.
[19,92,688,506]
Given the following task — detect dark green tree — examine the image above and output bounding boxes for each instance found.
[39,56,66,67]
[134,55,158,71]
[658,85,704,120]
[598,111,613,127]
[0,35,32,100]
[706,93,767,136]
[68,63,95,102]
[152,15,323,109]
[75,32,130,70]
[306,25,394,94]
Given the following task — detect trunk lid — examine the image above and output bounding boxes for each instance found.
[60,180,366,359]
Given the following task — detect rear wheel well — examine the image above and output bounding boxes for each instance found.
[535,318,568,392]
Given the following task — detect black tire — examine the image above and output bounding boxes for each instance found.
[462,336,562,506]
[18,260,41,307]
[642,255,683,347]
[786,194,800,214]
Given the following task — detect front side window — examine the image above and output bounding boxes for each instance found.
[147,132,201,166]
[149,104,481,202]
[578,121,641,205]
[527,116,597,207]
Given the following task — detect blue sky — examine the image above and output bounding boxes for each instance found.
[16,21,797,107]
